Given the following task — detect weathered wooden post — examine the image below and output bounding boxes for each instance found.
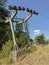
[9,17,18,62]
[24,13,32,46]
[5,6,19,62]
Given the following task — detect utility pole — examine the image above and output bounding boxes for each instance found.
[24,13,32,46]
[24,22,30,46]
[6,9,19,62]
[0,5,38,62]
[18,11,38,46]
[9,17,18,61]
[18,13,32,46]
[5,6,38,61]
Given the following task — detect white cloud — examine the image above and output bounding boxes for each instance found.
[34,30,40,35]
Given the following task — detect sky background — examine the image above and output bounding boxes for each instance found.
[6,0,49,39]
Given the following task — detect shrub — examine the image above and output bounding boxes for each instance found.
[34,34,45,44]
[16,32,28,48]
[0,40,13,58]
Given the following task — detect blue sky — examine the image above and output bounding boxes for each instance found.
[6,0,49,39]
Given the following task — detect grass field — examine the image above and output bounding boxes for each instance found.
[0,44,49,65]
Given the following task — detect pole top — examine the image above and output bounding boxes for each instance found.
[8,5,38,15]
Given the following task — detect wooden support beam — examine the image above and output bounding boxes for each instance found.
[0,19,5,23]
[17,13,32,24]
[9,17,18,61]
[5,11,17,23]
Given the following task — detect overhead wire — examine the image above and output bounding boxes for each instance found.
[28,10,49,31]
[39,12,49,20]
[28,16,49,32]
[1,4,49,41]
[4,4,49,19]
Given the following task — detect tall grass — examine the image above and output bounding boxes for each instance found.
[0,40,13,58]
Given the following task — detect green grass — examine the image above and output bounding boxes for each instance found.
[0,40,13,58]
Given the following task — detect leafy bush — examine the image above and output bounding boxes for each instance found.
[16,32,28,48]
[0,40,13,58]
[34,34,45,44]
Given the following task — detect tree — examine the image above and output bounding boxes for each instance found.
[0,0,11,50]
[0,0,7,6]
[34,34,45,44]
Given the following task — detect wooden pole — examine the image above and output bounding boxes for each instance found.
[24,22,30,46]
[24,13,32,46]
[9,17,18,62]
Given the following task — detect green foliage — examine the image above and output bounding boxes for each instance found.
[0,5,10,50]
[0,7,9,20]
[16,32,28,48]
[34,34,45,44]
[0,0,7,6]
[26,45,37,53]
[15,20,28,48]
[16,23,23,32]
[0,22,12,50]
[0,40,13,58]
